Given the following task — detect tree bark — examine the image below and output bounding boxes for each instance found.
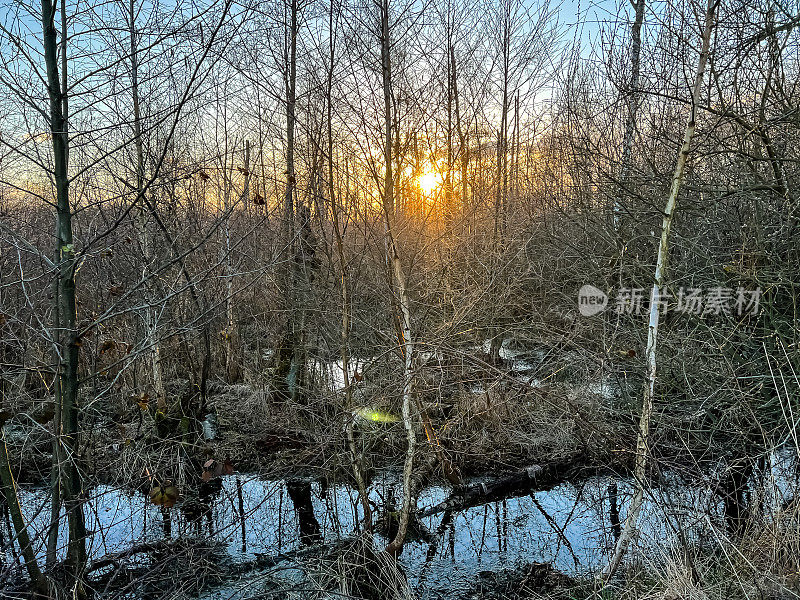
[613,0,646,232]
[379,0,417,557]
[604,0,718,579]
[0,428,46,591]
[41,0,88,588]
[326,0,372,532]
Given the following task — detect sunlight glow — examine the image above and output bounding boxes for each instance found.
[353,407,400,423]
[418,169,442,194]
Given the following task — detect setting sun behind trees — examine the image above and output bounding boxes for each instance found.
[417,167,442,194]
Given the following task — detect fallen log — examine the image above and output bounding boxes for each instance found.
[250,536,352,569]
[87,536,352,580]
[86,538,236,578]
[417,453,586,518]
[87,541,169,574]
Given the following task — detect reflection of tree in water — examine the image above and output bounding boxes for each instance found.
[374,488,432,550]
[579,477,623,558]
[151,468,225,541]
[11,466,800,599]
[608,481,621,539]
[286,479,322,546]
[181,476,223,537]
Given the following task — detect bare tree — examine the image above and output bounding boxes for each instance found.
[605,0,720,578]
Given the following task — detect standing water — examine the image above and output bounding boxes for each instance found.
[6,456,795,599]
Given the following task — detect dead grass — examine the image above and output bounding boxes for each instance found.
[439,383,613,474]
[314,536,414,600]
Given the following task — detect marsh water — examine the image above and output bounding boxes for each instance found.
[3,449,797,599]
[2,345,797,597]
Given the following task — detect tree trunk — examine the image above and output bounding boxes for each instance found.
[275,0,305,403]
[379,0,417,557]
[445,22,453,223]
[450,46,470,231]
[495,11,510,238]
[225,141,249,384]
[0,429,46,592]
[604,0,718,579]
[41,0,88,589]
[47,1,69,567]
[129,0,168,409]
[417,454,585,518]
[613,0,646,232]
[326,0,372,532]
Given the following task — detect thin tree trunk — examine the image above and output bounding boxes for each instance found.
[41,0,88,588]
[450,46,469,231]
[445,11,453,224]
[613,0,646,232]
[225,141,248,383]
[379,0,417,556]
[495,12,510,239]
[513,93,519,199]
[46,0,70,570]
[326,0,372,532]
[46,361,62,571]
[489,12,511,365]
[604,0,718,579]
[129,0,168,409]
[275,0,304,403]
[1,429,46,592]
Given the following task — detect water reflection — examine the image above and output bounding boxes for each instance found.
[286,479,322,546]
[4,448,798,599]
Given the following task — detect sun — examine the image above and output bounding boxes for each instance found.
[418,169,441,194]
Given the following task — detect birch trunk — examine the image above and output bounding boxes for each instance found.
[379,0,417,556]
[604,0,718,579]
